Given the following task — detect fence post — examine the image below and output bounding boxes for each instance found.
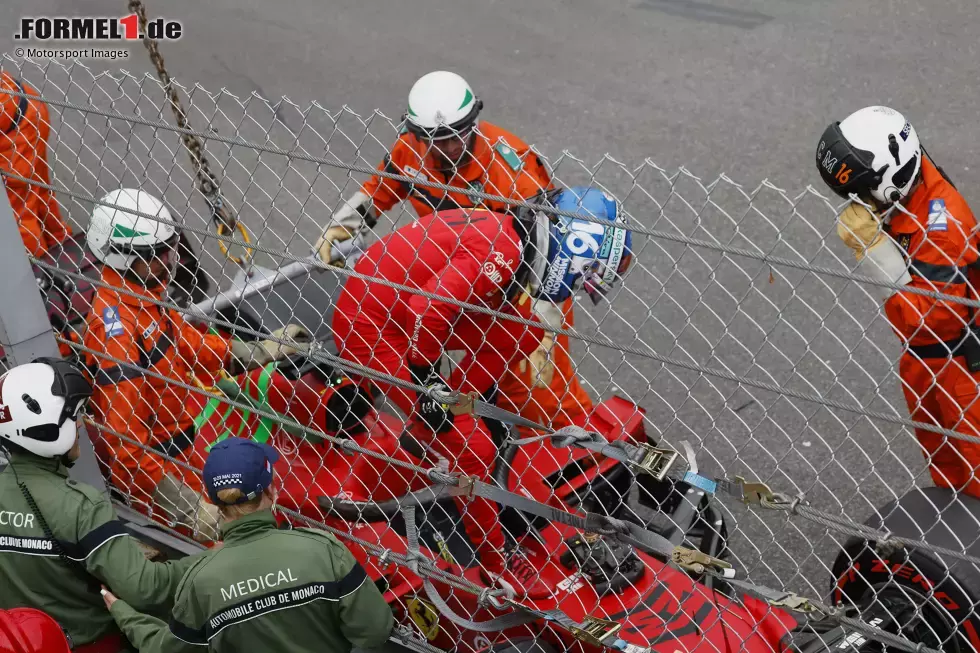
[0,190,107,492]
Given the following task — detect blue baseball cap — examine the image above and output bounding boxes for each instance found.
[203,437,281,505]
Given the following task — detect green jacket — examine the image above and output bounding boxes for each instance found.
[0,450,200,648]
[109,511,395,652]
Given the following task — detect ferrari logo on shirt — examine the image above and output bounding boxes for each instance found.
[406,597,440,641]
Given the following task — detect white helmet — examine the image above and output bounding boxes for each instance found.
[87,189,178,271]
[404,71,483,142]
[816,106,922,204]
[0,358,92,459]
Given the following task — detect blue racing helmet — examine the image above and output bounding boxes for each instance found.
[537,187,633,305]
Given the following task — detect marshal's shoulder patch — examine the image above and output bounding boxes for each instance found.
[102,306,125,338]
[927,198,951,232]
[495,142,523,171]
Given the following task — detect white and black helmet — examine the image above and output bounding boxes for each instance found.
[0,358,92,459]
[87,189,179,272]
[403,71,483,142]
[816,106,922,205]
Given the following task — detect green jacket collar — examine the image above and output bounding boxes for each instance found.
[4,450,70,477]
[221,510,278,543]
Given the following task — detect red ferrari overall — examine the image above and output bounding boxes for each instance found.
[332,209,544,583]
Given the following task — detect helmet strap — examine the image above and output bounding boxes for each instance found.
[122,263,167,292]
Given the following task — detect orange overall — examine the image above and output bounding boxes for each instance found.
[885,157,980,497]
[83,268,230,506]
[497,296,593,434]
[0,72,70,257]
[361,121,594,432]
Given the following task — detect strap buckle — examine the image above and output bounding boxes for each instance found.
[770,593,820,615]
[630,445,679,480]
[448,391,478,416]
[447,475,477,500]
[570,616,622,647]
[671,547,733,575]
[733,475,775,504]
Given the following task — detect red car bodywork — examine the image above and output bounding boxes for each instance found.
[180,365,798,653]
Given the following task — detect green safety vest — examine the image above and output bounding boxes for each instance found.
[196,361,281,453]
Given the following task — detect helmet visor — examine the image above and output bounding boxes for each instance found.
[582,251,633,305]
[35,357,92,427]
[16,358,92,444]
[412,124,477,172]
[108,232,179,262]
[435,132,474,170]
[404,97,482,142]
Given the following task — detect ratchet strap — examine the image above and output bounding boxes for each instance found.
[401,506,633,650]
[397,414,902,648]
[499,418,780,507]
[460,394,710,483]
[718,577,825,616]
[443,476,821,617]
[443,475,733,578]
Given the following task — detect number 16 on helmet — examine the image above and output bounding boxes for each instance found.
[538,187,634,306]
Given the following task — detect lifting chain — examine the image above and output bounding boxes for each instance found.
[127,0,253,266]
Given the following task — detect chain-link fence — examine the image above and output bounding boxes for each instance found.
[3,51,980,653]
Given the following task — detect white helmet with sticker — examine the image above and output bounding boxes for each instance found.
[88,189,178,272]
[404,71,483,142]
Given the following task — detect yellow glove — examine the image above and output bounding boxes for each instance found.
[316,191,377,267]
[193,502,221,543]
[836,202,885,261]
[836,202,912,297]
[228,324,312,372]
[153,474,221,543]
[258,324,312,361]
[525,333,556,389]
[514,293,562,389]
[314,225,355,268]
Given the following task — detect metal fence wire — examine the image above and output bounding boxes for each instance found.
[3,53,980,653]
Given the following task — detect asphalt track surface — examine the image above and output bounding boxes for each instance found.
[3,0,980,607]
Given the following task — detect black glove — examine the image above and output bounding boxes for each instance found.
[409,363,455,435]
